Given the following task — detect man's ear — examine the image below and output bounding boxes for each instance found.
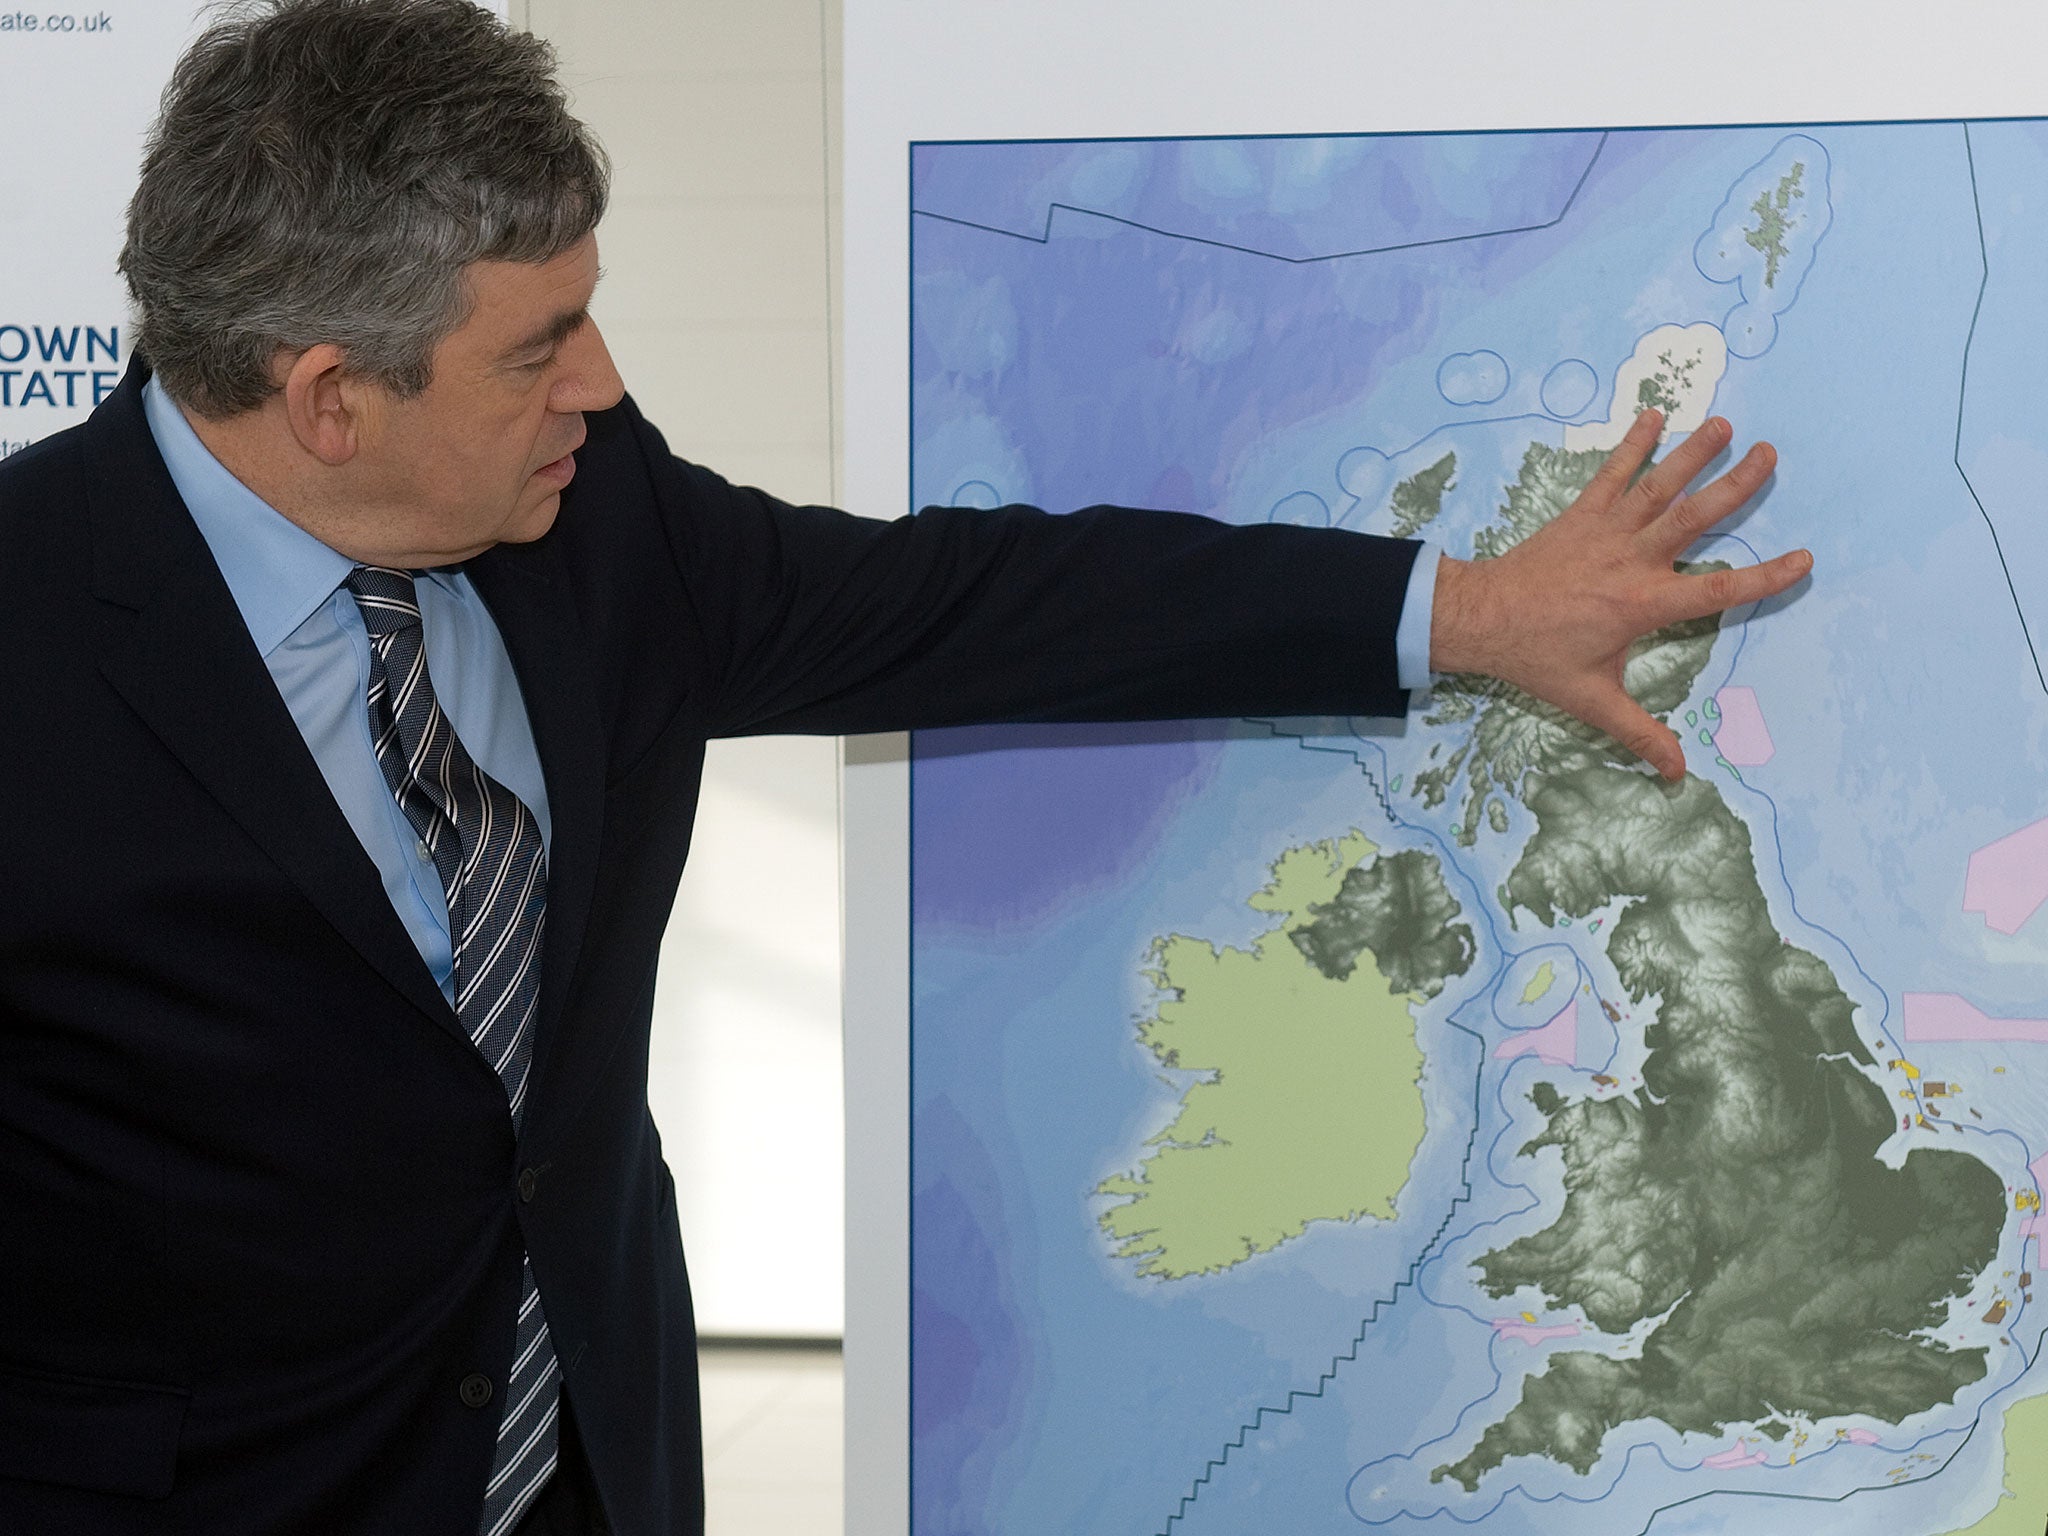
[278,344,364,466]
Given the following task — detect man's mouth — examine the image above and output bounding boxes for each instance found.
[534,433,585,486]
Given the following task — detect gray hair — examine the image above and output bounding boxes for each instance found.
[120,0,610,417]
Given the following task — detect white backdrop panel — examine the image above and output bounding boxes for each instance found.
[0,5,204,454]
[840,3,2048,1531]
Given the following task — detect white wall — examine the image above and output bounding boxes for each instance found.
[525,0,847,1339]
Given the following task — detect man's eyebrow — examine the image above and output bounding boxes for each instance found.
[501,269,605,361]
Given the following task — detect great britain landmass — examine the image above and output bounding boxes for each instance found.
[1416,447,2008,1488]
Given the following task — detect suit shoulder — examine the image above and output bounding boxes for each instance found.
[572,392,716,512]
[548,392,762,567]
[0,424,91,548]
[0,427,93,650]
[0,422,89,501]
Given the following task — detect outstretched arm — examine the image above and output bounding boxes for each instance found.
[1428,407,1810,781]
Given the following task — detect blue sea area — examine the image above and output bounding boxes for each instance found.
[910,123,2048,1535]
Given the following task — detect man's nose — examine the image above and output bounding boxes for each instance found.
[554,318,626,414]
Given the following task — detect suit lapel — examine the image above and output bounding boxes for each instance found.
[85,369,464,1041]
[467,546,607,1112]
[82,366,611,1086]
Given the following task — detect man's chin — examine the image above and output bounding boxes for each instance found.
[502,490,563,546]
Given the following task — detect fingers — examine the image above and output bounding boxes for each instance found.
[1620,415,1736,529]
[1569,683,1688,781]
[1660,547,1813,624]
[1642,438,1778,558]
[1577,408,1665,512]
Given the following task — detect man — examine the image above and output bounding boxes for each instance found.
[0,2,1809,1532]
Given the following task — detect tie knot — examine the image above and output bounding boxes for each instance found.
[345,565,423,640]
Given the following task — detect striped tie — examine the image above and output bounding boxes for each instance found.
[346,566,561,1536]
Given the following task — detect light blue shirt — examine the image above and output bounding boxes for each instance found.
[1394,543,1440,693]
[143,377,552,1006]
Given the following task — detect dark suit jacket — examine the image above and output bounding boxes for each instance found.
[0,362,1419,1534]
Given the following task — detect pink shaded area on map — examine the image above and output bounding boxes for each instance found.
[1712,686,1775,766]
[1702,1446,1769,1470]
[1963,817,2048,935]
[1491,1320,1580,1346]
[1494,999,1577,1067]
[1903,993,2048,1044]
[1841,1428,1881,1445]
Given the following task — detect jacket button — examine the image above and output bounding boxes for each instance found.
[518,1167,539,1203]
[459,1373,493,1409]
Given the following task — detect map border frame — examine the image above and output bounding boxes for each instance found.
[842,8,2048,1529]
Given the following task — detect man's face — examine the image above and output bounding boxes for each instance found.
[348,232,623,566]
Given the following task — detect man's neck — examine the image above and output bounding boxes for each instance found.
[175,394,406,566]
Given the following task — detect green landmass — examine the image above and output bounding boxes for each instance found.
[1431,764,2006,1489]
[1635,347,1703,417]
[1942,1389,2048,1532]
[1411,442,1721,845]
[1420,459,2007,1485]
[1469,442,1608,560]
[1389,452,1457,538]
[1291,848,1474,998]
[1744,160,1806,288]
[1096,832,1447,1280]
[1520,961,1556,1006]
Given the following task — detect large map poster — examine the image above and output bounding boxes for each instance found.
[907,123,2048,1534]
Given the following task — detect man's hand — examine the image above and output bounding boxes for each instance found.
[1428,408,1811,782]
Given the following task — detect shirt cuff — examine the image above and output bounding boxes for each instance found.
[1393,541,1441,694]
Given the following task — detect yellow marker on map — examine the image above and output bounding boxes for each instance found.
[1889,1059,1921,1080]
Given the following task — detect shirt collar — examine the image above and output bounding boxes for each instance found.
[142,375,359,657]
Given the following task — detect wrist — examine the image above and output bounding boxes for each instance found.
[1429,554,1493,677]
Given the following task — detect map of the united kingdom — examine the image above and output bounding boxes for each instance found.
[907,123,2048,1534]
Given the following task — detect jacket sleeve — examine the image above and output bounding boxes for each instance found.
[619,395,1422,739]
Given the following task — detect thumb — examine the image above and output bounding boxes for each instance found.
[1569,686,1687,781]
